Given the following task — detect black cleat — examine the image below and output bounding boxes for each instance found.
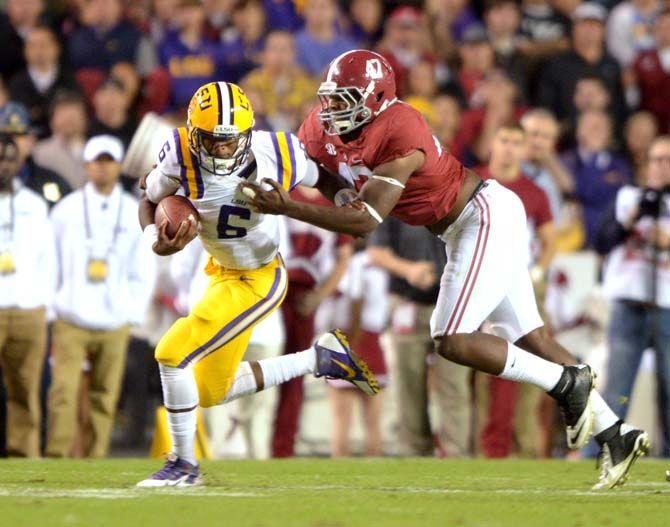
[548,365,596,450]
[593,422,649,490]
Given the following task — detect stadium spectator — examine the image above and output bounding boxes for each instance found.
[560,110,633,248]
[405,61,439,124]
[432,94,466,161]
[201,0,235,40]
[520,108,571,218]
[8,26,80,139]
[109,62,142,114]
[377,6,434,98]
[459,70,526,165]
[159,0,223,111]
[220,0,266,83]
[271,187,352,457]
[426,0,481,55]
[88,77,137,149]
[606,0,660,68]
[476,124,555,458]
[518,0,570,57]
[33,93,88,190]
[148,0,181,44]
[262,0,302,31]
[0,134,55,457]
[0,0,48,82]
[68,0,143,72]
[537,3,625,124]
[368,217,472,458]
[0,102,71,207]
[241,31,317,131]
[561,75,618,145]
[294,0,359,77]
[484,0,530,101]
[456,26,496,106]
[596,135,670,456]
[346,0,384,48]
[624,111,659,180]
[328,245,389,457]
[631,9,670,131]
[46,135,155,458]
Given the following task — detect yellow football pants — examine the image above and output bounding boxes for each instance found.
[155,255,287,407]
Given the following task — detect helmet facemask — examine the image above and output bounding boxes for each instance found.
[317,82,373,136]
[190,126,252,176]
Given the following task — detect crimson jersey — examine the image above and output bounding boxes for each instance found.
[298,101,466,226]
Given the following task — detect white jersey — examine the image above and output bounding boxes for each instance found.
[145,127,318,270]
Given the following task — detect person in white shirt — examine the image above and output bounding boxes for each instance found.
[46,135,156,458]
[0,134,55,457]
[597,135,670,457]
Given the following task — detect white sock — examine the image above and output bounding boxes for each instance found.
[591,390,620,435]
[259,348,317,386]
[499,342,564,391]
[219,349,317,405]
[221,362,259,403]
[159,364,198,466]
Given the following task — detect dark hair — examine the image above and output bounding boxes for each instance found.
[576,74,609,91]
[484,0,518,12]
[496,122,525,135]
[48,90,87,119]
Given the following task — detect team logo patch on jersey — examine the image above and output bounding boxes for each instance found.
[326,143,337,156]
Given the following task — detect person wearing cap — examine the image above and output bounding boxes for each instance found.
[537,3,626,125]
[377,6,435,98]
[46,135,156,458]
[0,133,56,457]
[0,100,71,208]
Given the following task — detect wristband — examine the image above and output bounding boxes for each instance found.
[143,223,158,248]
[362,201,384,223]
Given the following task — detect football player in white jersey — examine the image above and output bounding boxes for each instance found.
[136,82,378,487]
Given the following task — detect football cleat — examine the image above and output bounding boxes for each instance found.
[136,453,202,487]
[548,364,596,450]
[314,329,380,395]
[592,423,649,490]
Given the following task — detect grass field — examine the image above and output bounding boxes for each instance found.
[1,458,669,527]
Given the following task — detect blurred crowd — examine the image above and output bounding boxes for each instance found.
[1,0,670,460]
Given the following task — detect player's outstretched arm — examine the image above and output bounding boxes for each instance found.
[241,151,424,237]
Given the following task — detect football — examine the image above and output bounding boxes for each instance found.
[154,195,199,238]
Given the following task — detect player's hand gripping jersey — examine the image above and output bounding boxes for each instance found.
[145,126,318,269]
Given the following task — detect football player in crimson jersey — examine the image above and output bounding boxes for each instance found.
[241,49,648,489]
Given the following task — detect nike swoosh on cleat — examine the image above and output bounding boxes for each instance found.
[331,358,356,379]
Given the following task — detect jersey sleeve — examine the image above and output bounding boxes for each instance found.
[144,128,183,203]
[263,131,319,192]
[368,105,433,168]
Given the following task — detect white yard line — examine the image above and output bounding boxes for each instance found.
[0,483,667,500]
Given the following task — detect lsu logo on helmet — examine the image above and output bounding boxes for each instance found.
[187,82,255,176]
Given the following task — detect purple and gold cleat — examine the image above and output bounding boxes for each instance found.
[314,329,380,395]
[136,453,202,487]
